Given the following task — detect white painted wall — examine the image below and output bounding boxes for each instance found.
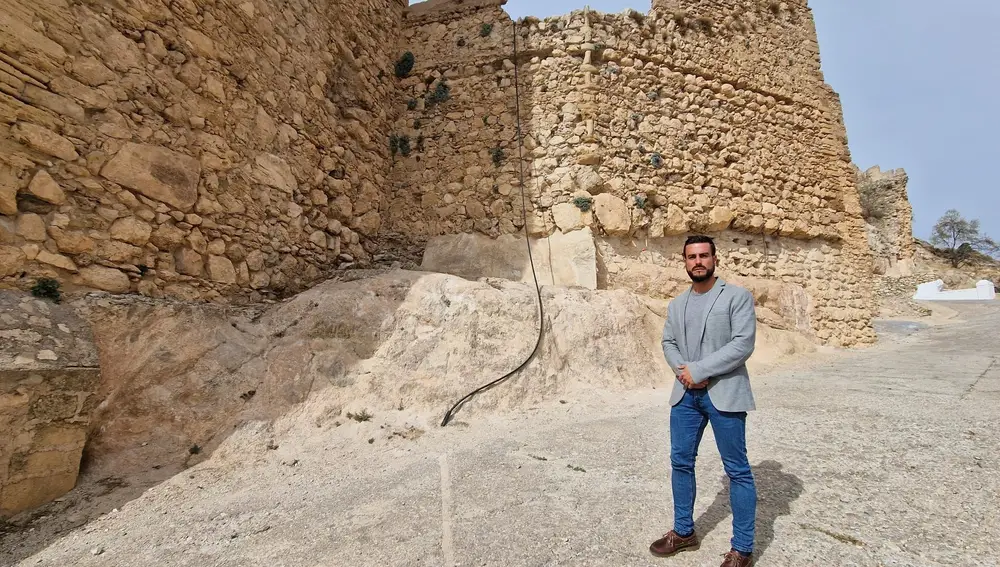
[913,279,996,301]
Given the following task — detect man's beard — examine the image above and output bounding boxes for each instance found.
[686,265,714,283]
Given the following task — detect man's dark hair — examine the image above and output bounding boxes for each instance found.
[682,234,716,257]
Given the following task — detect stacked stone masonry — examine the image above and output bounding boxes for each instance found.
[389,0,875,346]
[1,0,877,346]
[0,292,100,518]
[857,165,914,276]
[1,0,405,302]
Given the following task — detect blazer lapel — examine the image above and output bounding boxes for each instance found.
[696,278,726,349]
[677,289,691,361]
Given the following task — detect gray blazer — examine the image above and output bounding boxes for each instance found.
[661,277,757,412]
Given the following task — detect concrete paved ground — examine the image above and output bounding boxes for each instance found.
[3,302,998,567]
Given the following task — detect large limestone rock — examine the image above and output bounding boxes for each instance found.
[26,171,65,205]
[0,246,26,277]
[206,255,237,284]
[49,228,95,255]
[0,167,18,216]
[552,202,587,232]
[593,194,631,236]
[11,122,79,162]
[100,143,201,211]
[109,217,152,246]
[576,169,605,194]
[421,227,598,289]
[35,250,77,272]
[79,265,131,293]
[251,154,296,193]
[174,248,204,277]
[662,204,688,236]
[16,214,46,241]
[72,271,664,477]
[73,269,815,486]
[0,291,100,518]
[707,206,735,232]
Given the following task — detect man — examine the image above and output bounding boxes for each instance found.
[650,235,758,567]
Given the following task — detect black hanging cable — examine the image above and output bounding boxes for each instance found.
[440,18,544,427]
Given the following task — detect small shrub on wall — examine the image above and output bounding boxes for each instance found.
[395,51,414,78]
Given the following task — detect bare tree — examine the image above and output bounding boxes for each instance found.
[930,209,998,268]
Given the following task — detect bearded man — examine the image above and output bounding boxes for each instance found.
[649,235,758,567]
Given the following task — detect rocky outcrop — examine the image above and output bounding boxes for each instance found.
[66,270,812,482]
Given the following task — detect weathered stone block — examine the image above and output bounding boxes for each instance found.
[110,217,153,246]
[16,213,47,241]
[175,248,205,277]
[79,265,131,293]
[251,154,296,193]
[1,291,99,518]
[28,393,79,421]
[11,122,79,162]
[31,425,87,452]
[0,472,77,516]
[100,143,201,211]
[0,246,26,277]
[593,194,631,236]
[8,449,81,480]
[0,167,18,216]
[421,227,597,289]
[35,250,78,272]
[27,171,66,205]
[206,255,237,284]
[552,202,586,232]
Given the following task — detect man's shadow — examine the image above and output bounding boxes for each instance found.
[694,460,803,558]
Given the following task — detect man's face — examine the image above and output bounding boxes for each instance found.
[683,242,716,283]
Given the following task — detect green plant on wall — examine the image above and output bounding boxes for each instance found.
[426,80,450,106]
[395,51,415,78]
[31,277,61,303]
[572,195,593,212]
[634,194,648,209]
[407,98,417,110]
[480,23,493,37]
[490,145,505,167]
[390,134,412,157]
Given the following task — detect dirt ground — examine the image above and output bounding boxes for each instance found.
[2,300,998,567]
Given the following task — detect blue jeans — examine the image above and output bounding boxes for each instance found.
[670,389,756,554]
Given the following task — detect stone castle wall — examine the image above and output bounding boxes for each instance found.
[0,0,877,346]
[388,0,875,346]
[857,165,914,276]
[1,0,404,302]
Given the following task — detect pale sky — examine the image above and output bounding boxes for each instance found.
[408,0,999,243]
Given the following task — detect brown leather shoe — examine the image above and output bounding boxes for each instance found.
[649,530,699,557]
[720,549,753,566]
